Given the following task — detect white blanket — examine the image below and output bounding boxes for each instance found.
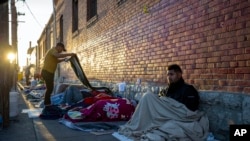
[118,92,209,141]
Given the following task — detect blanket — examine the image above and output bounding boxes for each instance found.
[118,92,209,141]
[59,118,122,132]
[69,55,112,94]
[63,97,135,123]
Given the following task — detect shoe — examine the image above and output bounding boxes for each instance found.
[39,105,63,120]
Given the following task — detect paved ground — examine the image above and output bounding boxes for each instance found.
[0,85,120,141]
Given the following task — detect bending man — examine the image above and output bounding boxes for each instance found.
[41,42,75,108]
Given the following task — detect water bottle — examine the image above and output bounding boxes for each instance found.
[207,132,215,141]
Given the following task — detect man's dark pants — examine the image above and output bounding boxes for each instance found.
[41,70,54,106]
[25,75,30,85]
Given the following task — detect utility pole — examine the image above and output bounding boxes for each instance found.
[11,0,18,91]
[0,0,12,128]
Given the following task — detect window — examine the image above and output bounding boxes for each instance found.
[50,29,53,48]
[117,0,127,6]
[59,15,63,42]
[72,0,78,32]
[87,0,97,21]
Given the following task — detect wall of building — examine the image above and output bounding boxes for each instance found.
[37,14,54,72]
[54,0,250,95]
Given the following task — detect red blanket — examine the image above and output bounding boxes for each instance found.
[64,94,135,122]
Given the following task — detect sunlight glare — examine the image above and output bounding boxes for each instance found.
[8,53,16,63]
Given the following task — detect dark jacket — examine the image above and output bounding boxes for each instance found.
[162,78,200,111]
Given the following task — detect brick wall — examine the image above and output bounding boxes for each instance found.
[57,0,250,94]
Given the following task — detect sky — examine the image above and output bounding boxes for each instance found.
[15,0,53,68]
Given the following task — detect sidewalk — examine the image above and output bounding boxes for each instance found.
[0,84,119,141]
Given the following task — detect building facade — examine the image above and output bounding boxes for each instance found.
[39,0,250,94]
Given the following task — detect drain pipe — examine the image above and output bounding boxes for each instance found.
[52,0,60,95]
[52,0,56,45]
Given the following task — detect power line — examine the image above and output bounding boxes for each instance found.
[24,1,43,29]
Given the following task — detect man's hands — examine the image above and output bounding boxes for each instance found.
[64,57,70,62]
[65,53,76,62]
[70,53,76,56]
[64,53,76,62]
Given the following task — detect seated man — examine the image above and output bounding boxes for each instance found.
[118,64,209,141]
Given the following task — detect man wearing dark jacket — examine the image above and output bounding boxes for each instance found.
[161,64,200,111]
[118,64,208,141]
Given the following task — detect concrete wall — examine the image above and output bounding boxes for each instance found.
[199,91,250,141]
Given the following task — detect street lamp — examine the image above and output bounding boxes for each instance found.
[7,52,15,64]
[7,52,17,91]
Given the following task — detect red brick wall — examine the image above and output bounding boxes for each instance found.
[58,0,250,94]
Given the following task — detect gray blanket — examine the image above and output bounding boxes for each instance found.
[118,92,209,141]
